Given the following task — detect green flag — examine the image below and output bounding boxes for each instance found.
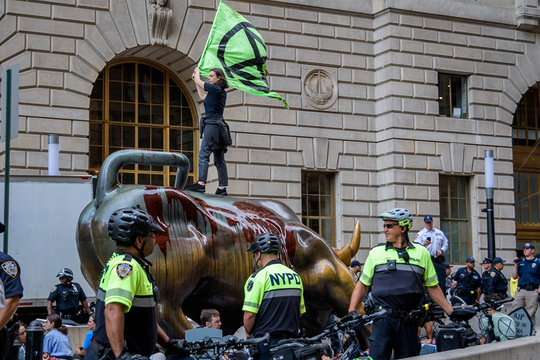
[198,1,289,108]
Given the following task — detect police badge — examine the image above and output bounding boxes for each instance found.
[2,261,17,278]
[247,280,254,292]
[116,263,133,280]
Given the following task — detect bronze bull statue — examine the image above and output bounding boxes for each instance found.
[77,150,365,340]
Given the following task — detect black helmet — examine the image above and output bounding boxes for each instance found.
[108,206,165,243]
[247,233,281,254]
[57,268,74,280]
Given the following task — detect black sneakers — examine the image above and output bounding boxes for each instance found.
[186,183,227,196]
[186,183,206,192]
[215,187,228,196]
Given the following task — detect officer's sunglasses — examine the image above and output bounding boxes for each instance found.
[383,224,397,229]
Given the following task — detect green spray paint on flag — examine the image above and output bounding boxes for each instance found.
[198,1,289,108]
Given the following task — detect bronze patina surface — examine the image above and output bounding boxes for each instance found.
[77,150,362,338]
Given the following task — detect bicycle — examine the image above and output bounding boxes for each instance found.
[436,297,515,352]
[269,310,387,360]
[474,297,515,343]
[182,332,270,360]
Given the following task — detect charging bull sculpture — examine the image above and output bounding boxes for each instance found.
[77,150,364,340]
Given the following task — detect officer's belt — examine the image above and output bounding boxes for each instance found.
[518,283,539,291]
[378,306,410,319]
[374,263,425,275]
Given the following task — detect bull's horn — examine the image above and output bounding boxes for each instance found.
[336,220,361,265]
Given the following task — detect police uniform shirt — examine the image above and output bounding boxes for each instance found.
[360,241,438,311]
[413,228,448,257]
[481,270,491,294]
[47,282,87,314]
[453,267,481,292]
[0,252,23,310]
[243,259,306,338]
[487,268,508,294]
[516,257,540,288]
[94,251,157,357]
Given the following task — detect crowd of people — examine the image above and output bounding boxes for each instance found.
[0,203,535,360]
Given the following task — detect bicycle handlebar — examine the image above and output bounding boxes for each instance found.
[183,332,270,353]
[273,309,387,347]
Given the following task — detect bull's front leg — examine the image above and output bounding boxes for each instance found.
[157,300,193,338]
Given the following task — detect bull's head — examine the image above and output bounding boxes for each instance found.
[77,150,362,338]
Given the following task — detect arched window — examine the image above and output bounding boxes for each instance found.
[512,84,540,252]
[89,60,197,186]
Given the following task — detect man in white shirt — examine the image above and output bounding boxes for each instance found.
[414,215,449,258]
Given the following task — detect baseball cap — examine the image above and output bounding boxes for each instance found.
[493,257,506,265]
[466,257,475,263]
[351,260,362,267]
[524,243,535,250]
[482,258,493,264]
[423,215,433,222]
[443,263,453,269]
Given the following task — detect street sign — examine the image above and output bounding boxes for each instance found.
[1,64,19,142]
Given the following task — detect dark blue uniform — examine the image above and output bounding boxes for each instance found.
[485,268,508,302]
[481,270,491,295]
[516,258,540,289]
[453,267,481,305]
[0,252,23,305]
[47,282,87,315]
[0,252,23,360]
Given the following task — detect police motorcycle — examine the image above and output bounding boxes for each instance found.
[268,310,386,360]
[436,297,514,352]
[182,333,270,360]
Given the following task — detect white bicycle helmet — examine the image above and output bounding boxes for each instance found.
[377,208,413,229]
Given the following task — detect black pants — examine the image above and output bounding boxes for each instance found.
[83,347,99,360]
[256,338,282,360]
[369,316,420,360]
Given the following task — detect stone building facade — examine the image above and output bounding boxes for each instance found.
[1,0,539,266]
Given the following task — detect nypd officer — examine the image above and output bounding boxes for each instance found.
[0,222,23,360]
[86,206,188,360]
[452,257,481,305]
[243,233,305,360]
[485,257,508,303]
[480,258,493,299]
[348,208,453,360]
[47,268,91,321]
[511,242,540,333]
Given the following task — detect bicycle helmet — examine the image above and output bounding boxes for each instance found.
[377,208,413,229]
[56,268,74,280]
[247,233,282,254]
[108,206,165,244]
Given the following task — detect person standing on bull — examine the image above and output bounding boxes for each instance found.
[243,233,306,360]
[186,67,231,196]
[86,206,189,360]
[348,208,453,360]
